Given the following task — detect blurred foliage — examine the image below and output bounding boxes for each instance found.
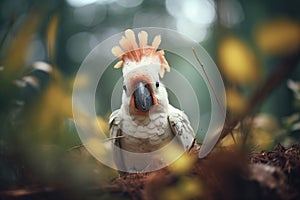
[159,176,203,200]
[226,88,247,115]
[255,18,300,55]
[0,0,300,199]
[46,13,60,62]
[218,36,261,85]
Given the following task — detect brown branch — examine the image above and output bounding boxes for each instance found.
[219,47,300,141]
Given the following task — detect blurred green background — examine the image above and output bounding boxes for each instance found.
[0,0,300,197]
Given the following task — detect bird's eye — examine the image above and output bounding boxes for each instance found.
[123,85,127,91]
[155,81,159,88]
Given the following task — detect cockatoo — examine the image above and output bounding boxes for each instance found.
[109,29,197,172]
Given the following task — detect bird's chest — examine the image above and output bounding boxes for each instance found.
[119,114,174,152]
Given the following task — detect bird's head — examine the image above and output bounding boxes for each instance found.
[112,29,170,115]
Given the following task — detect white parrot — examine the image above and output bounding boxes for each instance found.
[109,29,198,172]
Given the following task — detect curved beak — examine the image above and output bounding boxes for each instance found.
[133,82,154,112]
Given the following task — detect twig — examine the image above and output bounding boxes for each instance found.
[67,136,125,151]
[102,135,125,141]
[192,48,235,143]
[67,144,84,151]
[192,48,226,116]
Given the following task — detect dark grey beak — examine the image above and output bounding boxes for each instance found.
[133,82,154,112]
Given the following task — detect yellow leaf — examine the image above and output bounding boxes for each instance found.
[255,18,300,55]
[46,14,60,62]
[226,88,247,115]
[37,81,72,129]
[160,187,182,200]
[218,36,260,84]
[160,177,202,200]
[168,153,193,174]
[250,130,273,150]
[27,67,73,134]
[178,177,203,198]
[3,11,42,77]
[96,116,109,135]
[250,113,281,150]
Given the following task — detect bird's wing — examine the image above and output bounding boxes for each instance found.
[168,105,196,151]
[109,109,126,170]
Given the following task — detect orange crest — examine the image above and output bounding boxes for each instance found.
[111,29,170,78]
